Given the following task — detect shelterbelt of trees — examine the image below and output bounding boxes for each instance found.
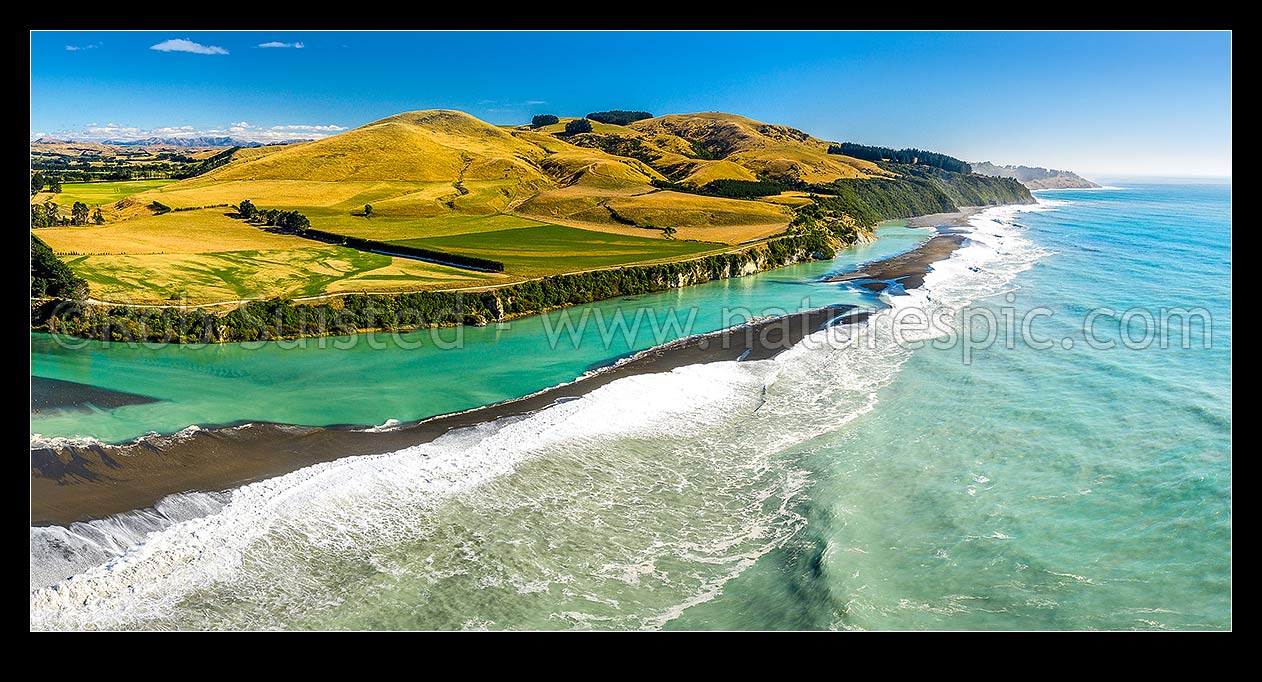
[828,142,973,174]
[30,145,241,185]
[31,200,103,227]
[233,200,506,272]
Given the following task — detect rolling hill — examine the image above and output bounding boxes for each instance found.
[127,109,900,242]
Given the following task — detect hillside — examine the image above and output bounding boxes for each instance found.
[34,108,1032,307]
[133,110,928,243]
[203,111,550,183]
[627,113,890,184]
[132,110,812,242]
[971,161,1100,189]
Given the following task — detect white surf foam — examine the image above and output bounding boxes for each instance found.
[357,418,402,433]
[31,425,206,451]
[31,491,230,591]
[30,433,106,449]
[1033,185,1125,192]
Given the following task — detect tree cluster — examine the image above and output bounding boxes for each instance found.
[650,178,788,199]
[30,202,64,227]
[70,202,89,226]
[31,234,88,299]
[233,200,310,231]
[585,110,653,126]
[263,210,310,231]
[827,142,972,174]
[564,119,593,135]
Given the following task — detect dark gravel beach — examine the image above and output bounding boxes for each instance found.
[31,377,159,413]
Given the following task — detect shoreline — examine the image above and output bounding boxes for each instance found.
[31,208,979,526]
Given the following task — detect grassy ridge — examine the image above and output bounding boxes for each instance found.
[127,110,873,244]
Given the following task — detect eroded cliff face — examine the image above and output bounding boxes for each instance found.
[663,244,815,290]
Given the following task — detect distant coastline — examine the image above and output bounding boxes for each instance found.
[970,161,1100,190]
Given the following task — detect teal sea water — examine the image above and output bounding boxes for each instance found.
[31,184,1231,630]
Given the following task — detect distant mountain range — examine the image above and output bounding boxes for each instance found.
[102,136,313,148]
[32,136,312,148]
[970,161,1100,190]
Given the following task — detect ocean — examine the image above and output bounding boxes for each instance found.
[30,184,1231,630]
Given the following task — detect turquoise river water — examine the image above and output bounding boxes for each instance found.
[30,184,1231,630]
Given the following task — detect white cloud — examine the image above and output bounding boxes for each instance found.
[151,126,196,135]
[481,99,550,113]
[65,43,101,52]
[258,41,304,49]
[269,124,347,132]
[150,39,228,56]
[36,120,348,143]
[85,123,145,137]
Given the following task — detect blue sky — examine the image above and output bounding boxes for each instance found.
[31,31,1231,177]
